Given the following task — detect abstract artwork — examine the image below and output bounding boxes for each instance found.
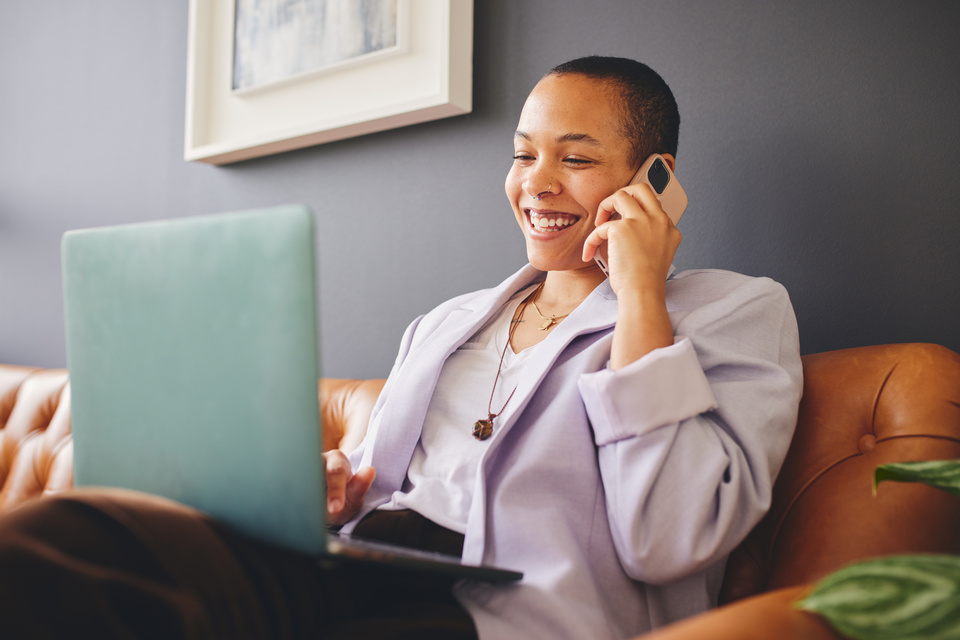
[232,0,400,92]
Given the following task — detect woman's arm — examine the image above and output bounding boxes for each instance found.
[579,273,802,584]
[583,182,681,369]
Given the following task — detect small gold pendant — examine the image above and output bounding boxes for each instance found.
[539,318,556,331]
[472,419,493,441]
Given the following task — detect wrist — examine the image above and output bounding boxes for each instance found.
[611,288,674,370]
[615,282,667,314]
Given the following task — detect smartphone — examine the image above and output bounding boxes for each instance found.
[594,153,688,276]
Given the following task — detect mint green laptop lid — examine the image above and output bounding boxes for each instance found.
[62,205,327,555]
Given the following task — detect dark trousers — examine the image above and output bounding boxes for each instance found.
[0,489,477,639]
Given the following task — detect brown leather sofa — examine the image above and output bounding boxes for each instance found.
[2,342,959,639]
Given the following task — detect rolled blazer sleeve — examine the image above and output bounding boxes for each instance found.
[581,337,718,445]
[578,273,802,585]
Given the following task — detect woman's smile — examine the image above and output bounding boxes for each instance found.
[525,209,581,233]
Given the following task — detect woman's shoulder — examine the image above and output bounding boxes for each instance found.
[666,268,792,312]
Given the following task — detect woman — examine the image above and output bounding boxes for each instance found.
[324,56,802,638]
[0,57,801,640]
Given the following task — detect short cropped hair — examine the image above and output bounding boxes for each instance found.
[548,56,680,168]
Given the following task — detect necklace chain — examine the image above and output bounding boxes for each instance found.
[472,286,537,441]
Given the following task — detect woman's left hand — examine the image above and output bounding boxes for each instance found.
[583,182,682,369]
[582,182,681,298]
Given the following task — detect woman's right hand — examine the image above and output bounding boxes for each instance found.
[323,450,376,526]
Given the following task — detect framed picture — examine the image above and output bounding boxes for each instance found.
[184,0,473,165]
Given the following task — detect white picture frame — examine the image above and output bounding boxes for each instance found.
[184,0,473,165]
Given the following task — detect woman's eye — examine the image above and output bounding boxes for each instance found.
[510,153,592,165]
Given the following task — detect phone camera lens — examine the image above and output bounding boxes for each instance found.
[648,158,669,194]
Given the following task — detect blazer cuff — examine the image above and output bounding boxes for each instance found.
[579,337,718,446]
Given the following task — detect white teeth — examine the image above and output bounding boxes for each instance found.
[530,213,574,229]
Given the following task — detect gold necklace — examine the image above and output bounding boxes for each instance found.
[530,282,570,330]
[472,291,534,441]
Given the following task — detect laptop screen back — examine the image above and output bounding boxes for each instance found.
[62,205,329,555]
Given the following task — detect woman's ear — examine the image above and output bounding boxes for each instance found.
[660,153,676,173]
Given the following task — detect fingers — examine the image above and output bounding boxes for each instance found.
[597,183,664,224]
[587,183,681,289]
[582,224,609,262]
[345,466,376,514]
[595,183,681,250]
[324,450,375,526]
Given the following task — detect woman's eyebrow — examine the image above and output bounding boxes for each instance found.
[557,132,603,146]
[514,130,604,146]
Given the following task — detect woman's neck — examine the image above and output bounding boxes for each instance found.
[537,267,607,315]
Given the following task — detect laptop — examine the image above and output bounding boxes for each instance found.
[61,204,522,583]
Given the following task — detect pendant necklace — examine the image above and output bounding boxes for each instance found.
[530,288,570,331]
[472,288,536,441]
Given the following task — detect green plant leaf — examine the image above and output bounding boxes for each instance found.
[873,460,960,498]
[796,555,960,640]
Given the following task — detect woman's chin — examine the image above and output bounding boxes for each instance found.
[525,252,595,274]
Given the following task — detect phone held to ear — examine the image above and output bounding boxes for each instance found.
[594,154,688,277]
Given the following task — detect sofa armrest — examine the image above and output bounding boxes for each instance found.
[637,586,841,640]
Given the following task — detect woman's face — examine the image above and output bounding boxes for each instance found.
[505,73,637,274]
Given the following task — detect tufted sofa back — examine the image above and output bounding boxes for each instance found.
[719,342,960,601]
[2,343,960,606]
[0,366,74,511]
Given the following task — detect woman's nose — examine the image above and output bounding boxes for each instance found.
[524,169,557,200]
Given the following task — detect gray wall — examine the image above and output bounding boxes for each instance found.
[2,1,958,379]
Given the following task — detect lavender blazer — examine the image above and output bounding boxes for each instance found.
[346,264,802,640]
